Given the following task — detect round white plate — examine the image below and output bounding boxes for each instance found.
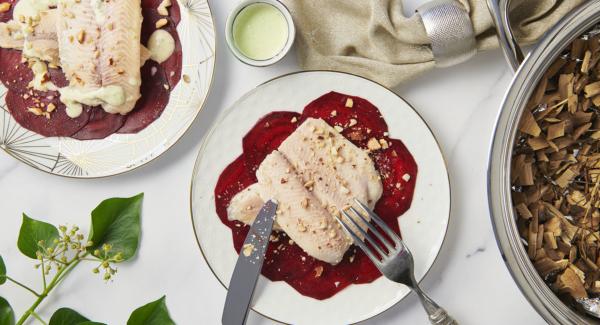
[190,71,450,324]
[0,0,215,178]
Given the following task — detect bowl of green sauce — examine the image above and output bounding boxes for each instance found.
[226,0,295,66]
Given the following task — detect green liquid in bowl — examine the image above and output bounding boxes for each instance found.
[233,3,289,61]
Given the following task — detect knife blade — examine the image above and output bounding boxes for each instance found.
[222,199,278,325]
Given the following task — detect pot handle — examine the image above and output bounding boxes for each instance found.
[486,0,525,72]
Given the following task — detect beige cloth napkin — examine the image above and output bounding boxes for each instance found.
[280,0,585,87]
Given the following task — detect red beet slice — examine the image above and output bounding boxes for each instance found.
[71,108,127,140]
[117,61,169,134]
[5,89,91,137]
[301,91,389,147]
[372,138,418,222]
[214,155,257,248]
[242,111,300,172]
[0,49,33,91]
[0,49,68,91]
[141,9,182,88]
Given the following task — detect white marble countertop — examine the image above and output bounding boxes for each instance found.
[0,0,548,324]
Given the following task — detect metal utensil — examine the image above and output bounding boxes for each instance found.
[222,200,278,325]
[337,199,456,325]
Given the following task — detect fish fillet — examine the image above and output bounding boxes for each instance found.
[57,0,142,115]
[0,8,151,67]
[0,10,59,66]
[228,118,384,264]
[256,151,351,265]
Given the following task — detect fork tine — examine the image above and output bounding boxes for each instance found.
[341,209,388,259]
[349,206,396,251]
[354,199,401,245]
[335,216,381,265]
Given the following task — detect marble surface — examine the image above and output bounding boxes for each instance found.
[0,0,547,324]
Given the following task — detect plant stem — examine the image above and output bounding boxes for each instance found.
[4,276,41,297]
[15,254,86,325]
[31,311,47,325]
[40,256,47,290]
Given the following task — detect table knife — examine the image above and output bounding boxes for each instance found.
[222,199,278,325]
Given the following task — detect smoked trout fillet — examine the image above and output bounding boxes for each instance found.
[57,0,142,115]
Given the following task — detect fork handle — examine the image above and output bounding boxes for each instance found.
[414,286,458,325]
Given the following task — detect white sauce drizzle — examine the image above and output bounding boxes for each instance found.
[59,85,126,118]
[147,30,175,64]
[28,59,57,91]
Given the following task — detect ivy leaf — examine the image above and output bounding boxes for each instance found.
[0,255,5,285]
[17,214,59,259]
[0,296,15,325]
[49,308,89,325]
[87,193,143,261]
[127,296,175,325]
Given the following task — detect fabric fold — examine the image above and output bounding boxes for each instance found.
[281,0,585,87]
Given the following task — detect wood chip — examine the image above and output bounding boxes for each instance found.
[513,33,600,309]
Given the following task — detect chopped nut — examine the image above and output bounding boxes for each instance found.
[27,107,43,116]
[334,125,344,132]
[242,244,254,257]
[155,18,168,29]
[183,74,191,83]
[314,266,323,277]
[157,0,172,15]
[348,118,357,127]
[367,138,382,151]
[46,103,56,113]
[0,3,11,13]
[379,138,389,149]
[300,197,309,208]
[77,29,85,43]
[345,98,354,108]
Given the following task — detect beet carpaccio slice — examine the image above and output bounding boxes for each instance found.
[0,0,182,139]
[5,89,91,137]
[117,61,169,134]
[242,111,301,172]
[214,91,419,300]
[72,108,127,140]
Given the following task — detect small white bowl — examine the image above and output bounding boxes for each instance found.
[225,0,296,67]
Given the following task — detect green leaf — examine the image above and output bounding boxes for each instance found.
[17,214,59,259]
[49,308,90,325]
[0,297,15,325]
[87,193,143,261]
[127,296,175,325]
[0,255,5,285]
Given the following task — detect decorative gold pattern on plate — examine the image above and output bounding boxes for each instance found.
[0,0,216,178]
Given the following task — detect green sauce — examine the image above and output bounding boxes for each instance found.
[233,3,289,61]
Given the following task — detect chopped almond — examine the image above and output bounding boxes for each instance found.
[0,3,11,13]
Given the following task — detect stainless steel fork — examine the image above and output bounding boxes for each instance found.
[338,199,457,325]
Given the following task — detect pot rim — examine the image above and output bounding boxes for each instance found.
[488,1,600,324]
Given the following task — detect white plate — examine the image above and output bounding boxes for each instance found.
[190,71,450,324]
[0,0,215,178]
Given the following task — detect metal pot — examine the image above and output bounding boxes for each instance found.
[488,0,600,324]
